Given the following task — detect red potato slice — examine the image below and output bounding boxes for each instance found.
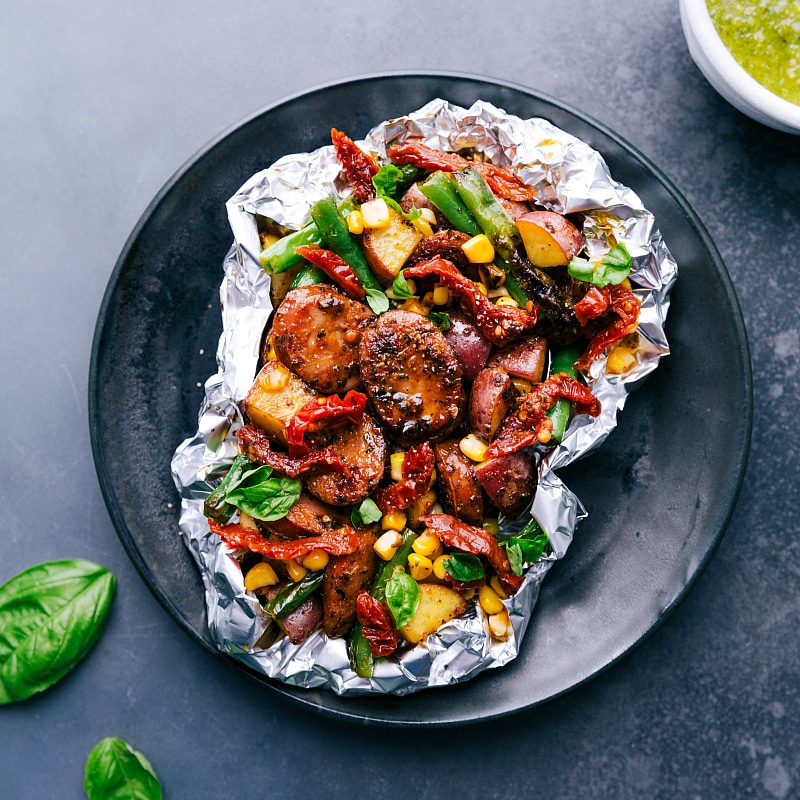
[475,452,537,516]
[443,308,493,382]
[516,211,584,268]
[469,368,516,442]
[433,440,483,526]
[487,337,548,384]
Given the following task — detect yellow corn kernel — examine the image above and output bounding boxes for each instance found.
[239,512,259,531]
[360,198,391,228]
[347,209,364,235]
[390,452,406,482]
[419,207,437,225]
[511,377,532,395]
[621,277,632,291]
[433,554,451,580]
[478,583,505,615]
[422,291,434,306]
[429,469,437,487]
[488,608,512,639]
[411,216,434,237]
[461,234,496,263]
[606,346,637,375]
[482,518,500,536]
[374,530,403,561]
[244,562,279,591]
[287,559,308,582]
[495,295,519,308]
[475,281,488,296]
[301,549,330,572]
[489,575,508,599]
[260,362,290,392]
[381,511,407,532]
[399,298,429,316]
[460,587,476,601]
[413,530,443,558]
[408,553,433,581]
[459,433,489,463]
[432,284,450,306]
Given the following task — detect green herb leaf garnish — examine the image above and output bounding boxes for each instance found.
[428,311,452,331]
[352,498,383,527]
[365,288,390,314]
[385,569,420,629]
[443,553,485,583]
[568,242,632,288]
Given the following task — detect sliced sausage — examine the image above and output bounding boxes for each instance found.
[304,414,386,505]
[272,284,375,394]
[469,368,516,442]
[475,452,537,516]
[259,494,349,540]
[434,441,483,526]
[322,528,378,638]
[359,310,464,444]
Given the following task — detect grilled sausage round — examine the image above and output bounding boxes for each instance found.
[359,309,464,444]
[304,414,386,506]
[272,284,375,394]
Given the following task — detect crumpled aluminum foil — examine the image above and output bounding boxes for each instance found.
[171,98,678,696]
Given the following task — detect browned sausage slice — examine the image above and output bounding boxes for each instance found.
[260,494,349,540]
[304,414,386,506]
[433,441,483,526]
[322,528,378,638]
[359,309,464,444]
[272,284,375,394]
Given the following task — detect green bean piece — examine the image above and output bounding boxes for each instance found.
[418,171,481,237]
[264,570,325,619]
[289,263,327,290]
[260,224,325,274]
[546,343,584,444]
[349,622,374,678]
[309,196,382,292]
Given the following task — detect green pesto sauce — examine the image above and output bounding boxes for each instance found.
[708,0,800,105]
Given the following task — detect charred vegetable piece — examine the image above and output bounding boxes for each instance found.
[469,368,516,442]
[264,570,325,619]
[331,128,379,203]
[487,337,548,383]
[475,451,537,517]
[517,211,584,268]
[433,441,483,526]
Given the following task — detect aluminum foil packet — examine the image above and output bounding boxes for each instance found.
[171,98,677,696]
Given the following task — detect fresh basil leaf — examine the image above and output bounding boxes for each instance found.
[84,737,162,800]
[506,541,524,577]
[503,530,549,575]
[365,288,390,314]
[385,570,420,630]
[443,553,485,583]
[390,270,417,300]
[0,560,115,704]
[225,467,302,521]
[352,498,383,527]
[428,311,452,332]
[517,532,549,563]
[516,516,545,540]
[372,163,420,199]
[203,454,251,523]
[567,242,632,288]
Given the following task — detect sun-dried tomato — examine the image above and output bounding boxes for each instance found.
[236,424,350,478]
[373,442,434,514]
[486,373,601,458]
[208,520,359,559]
[293,245,365,300]
[473,162,538,202]
[574,285,611,326]
[576,285,641,370]
[420,513,523,594]
[285,391,367,457]
[331,128,379,203]
[404,257,537,347]
[356,591,399,657]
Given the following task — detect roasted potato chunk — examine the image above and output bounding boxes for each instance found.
[398,583,468,644]
[362,207,423,286]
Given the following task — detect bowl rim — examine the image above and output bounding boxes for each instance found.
[680,0,800,132]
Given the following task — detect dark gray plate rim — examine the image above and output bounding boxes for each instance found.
[89,70,753,727]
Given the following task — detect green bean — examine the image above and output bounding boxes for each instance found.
[546,343,584,443]
[264,570,325,619]
[260,224,324,274]
[418,171,481,236]
[289,263,327,290]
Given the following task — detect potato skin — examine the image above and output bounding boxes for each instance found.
[476,452,537,516]
[398,583,468,644]
[516,210,584,268]
[487,337,548,384]
[434,440,483,526]
[469,368,516,442]
[361,207,423,286]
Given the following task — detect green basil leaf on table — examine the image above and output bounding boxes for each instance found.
[0,560,115,704]
[351,497,382,528]
[385,569,420,630]
[84,737,162,800]
[224,464,302,521]
[443,553,485,583]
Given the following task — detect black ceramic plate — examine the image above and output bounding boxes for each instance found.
[89,72,752,726]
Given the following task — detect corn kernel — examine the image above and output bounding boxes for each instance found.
[432,284,450,306]
[511,377,532,395]
[459,433,489,462]
[239,512,258,531]
[482,518,500,536]
[261,362,290,392]
[478,583,505,615]
[489,575,508,599]
[606,346,636,374]
[408,553,433,581]
[621,277,632,291]
[419,207,437,224]
[433,554,451,580]
[374,530,403,561]
[411,216,434,237]
[475,281,488,296]
[244,562,279,591]
[265,339,278,361]
[460,587,476,600]
[360,198,391,228]
[301,549,330,572]
[399,298,429,316]
[422,291,434,306]
[413,530,443,558]
[287,559,308,582]
[347,209,364,234]
[390,452,406,482]
[488,608,512,639]
[461,234,495,263]
[381,511,407,532]
[495,295,519,308]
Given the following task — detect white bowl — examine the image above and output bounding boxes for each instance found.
[679,0,800,134]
